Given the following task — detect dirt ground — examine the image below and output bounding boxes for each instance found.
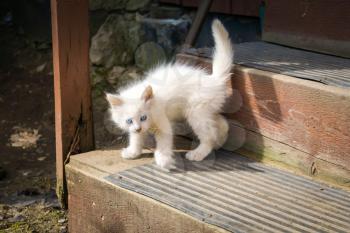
[0,15,122,232]
[0,24,67,232]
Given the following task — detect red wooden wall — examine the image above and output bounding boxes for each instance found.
[159,0,261,17]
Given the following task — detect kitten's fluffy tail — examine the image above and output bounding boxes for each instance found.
[211,19,233,78]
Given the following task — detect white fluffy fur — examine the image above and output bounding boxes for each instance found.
[106,19,233,169]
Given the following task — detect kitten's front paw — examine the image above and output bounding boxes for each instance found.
[154,151,175,170]
[121,147,141,160]
[185,149,208,161]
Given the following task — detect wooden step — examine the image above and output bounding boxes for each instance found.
[66,45,350,232]
[66,145,350,232]
[177,51,350,190]
[66,145,227,233]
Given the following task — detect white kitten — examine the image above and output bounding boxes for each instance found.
[106,19,233,169]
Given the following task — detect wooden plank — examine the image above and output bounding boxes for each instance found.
[231,0,261,17]
[66,150,227,233]
[160,0,260,16]
[229,67,350,168]
[177,53,350,188]
[182,0,231,14]
[51,0,94,207]
[263,0,350,58]
[210,0,231,14]
[184,0,212,47]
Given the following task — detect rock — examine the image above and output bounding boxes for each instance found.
[90,14,148,68]
[37,156,46,161]
[117,67,143,87]
[35,62,46,73]
[93,96,109,113]
[150,5,184,19]
[90,15,125,67]
[92,80,111,99]
[22,171,31,176]
[90,10,108,36]
[8,214,26,222]
[90,66,107,86]
[45,199,61,209]
[106,66,126,85]
[58,218,66,224]
[135,42,166,70]
[139,17,191,57]
[13,199,37,208]
[126,0,151,11]
[127,20,148,52]
[124,13,136,21]
[43,190,62,209]
[59,225,68,233]
[89,0,126,11]
[9,127,41,149]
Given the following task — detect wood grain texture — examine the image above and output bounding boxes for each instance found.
[231,0,260,17]
[66,150,227,233]
[177,53,350,188]
[51,0,94,206]
[210,0,231,14]
[263,0,350,57]
[237,131,350,190]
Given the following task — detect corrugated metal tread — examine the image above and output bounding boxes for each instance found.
[105,151,350,233]
[183,41,350,88]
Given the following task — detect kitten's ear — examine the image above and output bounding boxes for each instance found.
[106,93,123,107]
[141,85,153,102]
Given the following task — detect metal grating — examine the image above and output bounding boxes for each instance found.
[105,151,350,233]
[184,42,350,88]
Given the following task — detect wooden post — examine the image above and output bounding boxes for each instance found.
[51,0,94,207]
[183,0,212,48]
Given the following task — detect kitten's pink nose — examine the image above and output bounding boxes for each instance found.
[135,127,142,133]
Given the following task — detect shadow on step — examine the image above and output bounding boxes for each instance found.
[224,63,282,163]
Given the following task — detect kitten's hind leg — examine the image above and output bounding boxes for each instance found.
[122,132,144,159]
[186,112,218,161]
[214,114,229,149]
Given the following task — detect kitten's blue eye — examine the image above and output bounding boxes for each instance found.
[126,118,133,124]
[140,115,147,121]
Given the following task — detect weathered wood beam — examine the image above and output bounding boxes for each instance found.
[51,0,94,207]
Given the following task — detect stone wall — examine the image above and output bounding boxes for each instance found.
[89,0,192,93]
